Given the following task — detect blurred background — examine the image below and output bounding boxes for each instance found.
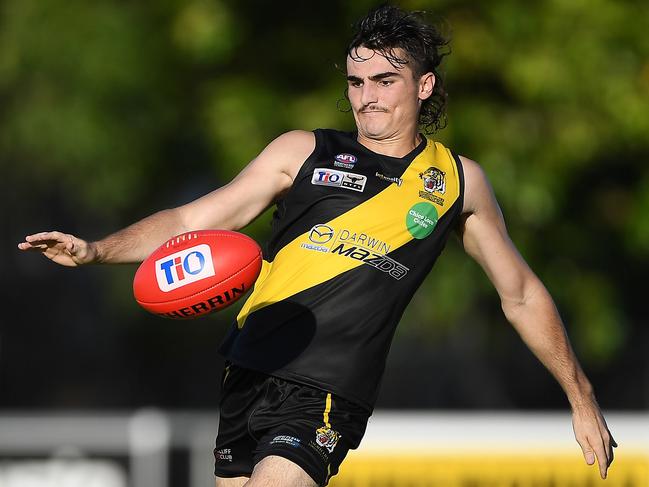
[2,0,648,485]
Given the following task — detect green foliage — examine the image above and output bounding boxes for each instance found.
[0,0,175,213]
[3,0,647,369]
[172,0,240,64]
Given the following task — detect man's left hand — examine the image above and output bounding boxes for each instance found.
[572,399,617,479]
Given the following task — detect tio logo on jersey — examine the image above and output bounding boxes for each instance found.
[155,244,216,292]
[311,168,367,192]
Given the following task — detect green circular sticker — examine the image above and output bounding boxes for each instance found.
[406,202,439,239]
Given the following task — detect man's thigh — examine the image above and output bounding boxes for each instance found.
[215,476,248,487]
[214,457,317,487]
[246,455,317,487]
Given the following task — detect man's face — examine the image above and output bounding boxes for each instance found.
[346,46,434,141]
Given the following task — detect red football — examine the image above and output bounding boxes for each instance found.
[133,230,262,319]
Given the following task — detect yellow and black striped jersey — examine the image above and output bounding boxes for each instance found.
[219,128,464,410]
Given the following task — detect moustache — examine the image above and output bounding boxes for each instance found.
[360,107,388,113]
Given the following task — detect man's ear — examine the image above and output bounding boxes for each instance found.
[419,72,435,101]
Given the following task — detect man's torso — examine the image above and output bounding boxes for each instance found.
[219,128,464,409]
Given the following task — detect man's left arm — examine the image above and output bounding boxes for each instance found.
[457,155,617,479]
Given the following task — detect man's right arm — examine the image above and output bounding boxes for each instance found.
[18,130,315,266]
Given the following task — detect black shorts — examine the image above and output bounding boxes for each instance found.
[213,364,370,486]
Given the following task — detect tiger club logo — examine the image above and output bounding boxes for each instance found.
[315,426,341,453]
[418,166,446,205]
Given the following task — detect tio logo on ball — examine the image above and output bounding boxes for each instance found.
[155,244,216,292]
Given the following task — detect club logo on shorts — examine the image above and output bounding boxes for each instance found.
[312,168,367,192]
[334,153,357,169]
[315,426,341,453]
[155,244,215,292]
[215,448,232,462]
[418,166,446,205]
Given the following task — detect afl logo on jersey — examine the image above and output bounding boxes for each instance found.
[334,153,357,169]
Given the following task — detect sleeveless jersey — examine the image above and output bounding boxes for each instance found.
[219,129,464,410]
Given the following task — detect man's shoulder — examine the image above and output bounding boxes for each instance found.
[274,129,357,155]
[276,128,351,138]
[273,129,315,145]
[263,130,317,158]
[455,155,496,216]
[257,131,318,182]
[457,154,481,173]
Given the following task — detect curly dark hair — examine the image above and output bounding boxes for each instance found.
[346,4,450,133]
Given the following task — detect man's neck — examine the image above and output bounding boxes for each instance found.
[356,132,422,158]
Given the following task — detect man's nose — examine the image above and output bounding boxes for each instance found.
[360,83,378,106]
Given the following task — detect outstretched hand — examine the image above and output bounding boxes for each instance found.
[572,399,617,479]
[18,231,97,267]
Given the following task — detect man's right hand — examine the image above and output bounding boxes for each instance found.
[18,231,97,267]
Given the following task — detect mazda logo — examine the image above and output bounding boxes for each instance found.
[308,224,334,244]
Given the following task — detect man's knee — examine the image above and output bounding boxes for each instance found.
[246,455,318,487]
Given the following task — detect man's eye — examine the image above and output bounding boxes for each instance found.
[349,81,362,87]
[379,80,393,86]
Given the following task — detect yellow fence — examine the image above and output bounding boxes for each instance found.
[331,453,649,487]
